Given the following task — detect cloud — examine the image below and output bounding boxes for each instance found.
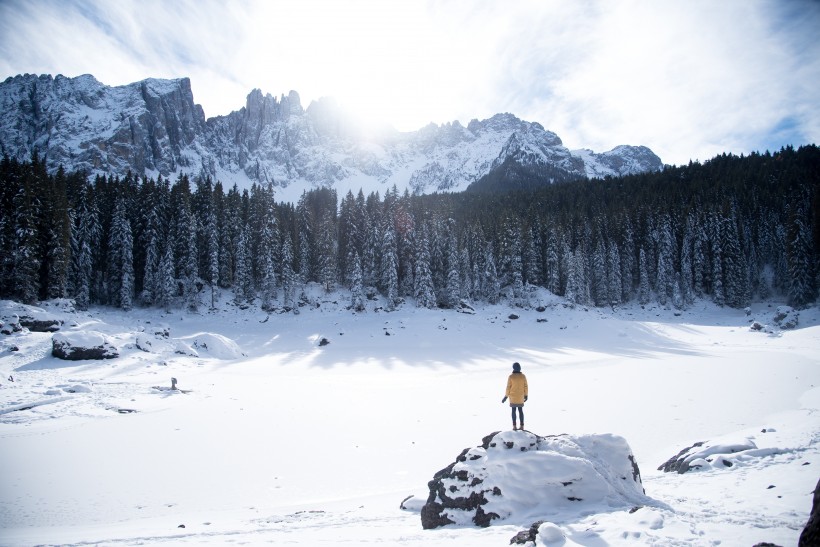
[0,0,818,166]
[487,0,820,163]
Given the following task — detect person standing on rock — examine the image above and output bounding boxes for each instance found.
[502,362,528,430]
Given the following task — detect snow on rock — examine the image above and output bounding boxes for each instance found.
[656,437,780,473]
[419,430,649,529]
[63,383,92,393]
[0,300,63,333]
[18,314,62,333]
[177,332,244,359]
[51,331,118,360]
[773,306,799,329]
[172,339,198,357]
[134,323,173,353]
[538,521,566,543]
[135,332,168,353]
[0,312,22,334]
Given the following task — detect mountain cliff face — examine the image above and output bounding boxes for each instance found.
[0,74,205,176]
[0,74,662,200]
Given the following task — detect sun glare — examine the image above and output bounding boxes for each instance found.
[244,0,481,134]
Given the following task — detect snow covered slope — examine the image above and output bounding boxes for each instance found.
[0,74,662,201]
[0,293,818,546]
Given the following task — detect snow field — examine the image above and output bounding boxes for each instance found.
[0,295,818,545]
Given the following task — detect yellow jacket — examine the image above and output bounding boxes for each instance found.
[505,372,528,405]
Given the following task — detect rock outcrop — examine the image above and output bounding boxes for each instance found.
[420,430,648,529]
[52,331,118,360]
[1,301,63,333]
[799,477,820,546]
[658,438,765,474]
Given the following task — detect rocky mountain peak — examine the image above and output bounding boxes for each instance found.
[0,74,662,201]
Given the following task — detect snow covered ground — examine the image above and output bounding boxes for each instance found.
[1,289,818,546]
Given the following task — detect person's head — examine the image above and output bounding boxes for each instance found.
[512,362,521,372]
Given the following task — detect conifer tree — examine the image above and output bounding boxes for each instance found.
[0,156,18,297]
[70,183,100,310]
[459,247,473,301]
[442,219,461,308]
[350,251,366,312]
[220,184,243,289]
[483,243,500,304]
[107,196,134,310]
[281,236,296,309]
[11,168,41,304]
[339,190,357,285]
[559,235,572,297]
[607,244,622,307]
[691,213,708,298]
[522,224,542,287]
[620,217,636,300]
[234,225,253,305]
[317,209,338,292]
[259,218,278,310]
[379,217,399,309]
[710,214,725,306]
[567,248,591,305]
[672,273,685,309]
[591,239,608,306]
[183,214,199,311]
[139,194,162,306]
[721,210,749,308]
[786,192,816,307]
[655,216,675,306]
[156,242,175,312]
[544,226,561,294]
[679,216,695,306]
[206,211,220,309]
[772,223,789,294]
[44,167,71,299]
[257,182,280,308]
[413,226,437,308]
[297,226,311,288]
[638,247,651,305]
[396,199,416,298]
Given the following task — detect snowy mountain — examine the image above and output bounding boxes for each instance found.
[0,73,662,200]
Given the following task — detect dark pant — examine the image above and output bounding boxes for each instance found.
[511,405,524,425]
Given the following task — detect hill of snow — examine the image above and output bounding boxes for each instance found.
[0,291,818,545]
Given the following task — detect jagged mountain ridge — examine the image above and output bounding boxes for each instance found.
[0,73,662,200]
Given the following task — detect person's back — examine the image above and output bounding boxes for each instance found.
[503,362,528,430]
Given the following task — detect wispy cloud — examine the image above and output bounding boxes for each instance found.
[0,0,817,165]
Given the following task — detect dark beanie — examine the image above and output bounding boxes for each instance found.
[512,362,521,372]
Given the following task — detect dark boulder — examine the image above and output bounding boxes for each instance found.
[799,477,820,547]
[0,313,22,335]
[658,439,757,474]
[657,441,706,473]
[52,331,118,360]
[773,306,799,329]
[18,314,62,332]
[510,520,546,545]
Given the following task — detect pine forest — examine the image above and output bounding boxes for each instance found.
[1,145,818,313]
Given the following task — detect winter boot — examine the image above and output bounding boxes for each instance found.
[520,423,525,431]
[512,422,518,431]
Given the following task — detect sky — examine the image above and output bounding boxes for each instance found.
[1,0,818,166]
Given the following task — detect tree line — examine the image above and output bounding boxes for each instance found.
[0,145,817,312]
